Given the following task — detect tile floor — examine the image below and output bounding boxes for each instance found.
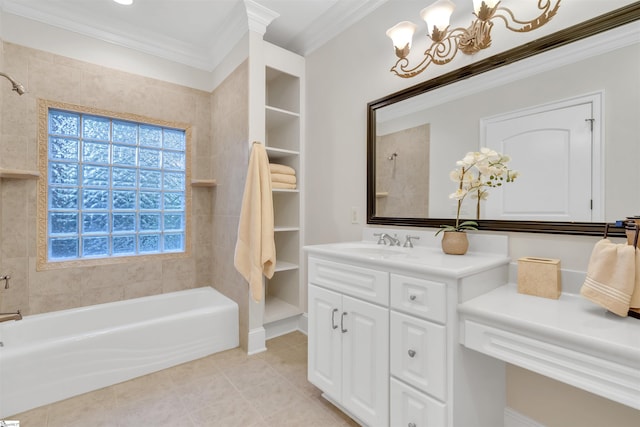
[9,331,358,427]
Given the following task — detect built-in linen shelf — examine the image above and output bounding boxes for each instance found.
[274,260,298,272]
[266,104,299,123]
[0,168,40,180]
[272,188,299,193]
[264,295,302,324]
[265,146,299,159]
[376,192,389,198]
[191,179,217,187]
[274,226,299,232]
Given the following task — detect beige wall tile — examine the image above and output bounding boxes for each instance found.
[0,42,214,317]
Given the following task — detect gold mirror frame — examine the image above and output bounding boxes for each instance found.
[367,2,640,236]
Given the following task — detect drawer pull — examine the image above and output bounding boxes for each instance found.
[409,294,417,301]
[408,349,416,358]
[408,423,417,427]
[341,312,348,333]
[331,308,338,329]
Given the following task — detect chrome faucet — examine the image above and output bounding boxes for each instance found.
[0,310,22,323]
[403,235,420,248]
[374,233,401,246]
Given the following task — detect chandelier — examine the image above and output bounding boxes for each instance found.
[386,0,561,78]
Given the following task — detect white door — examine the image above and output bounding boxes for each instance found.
[481,95,601,221]
[342,295,389,427]
[308,285,342,401]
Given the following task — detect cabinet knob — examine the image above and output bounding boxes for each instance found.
[408,423,417,427]
[409,294,417,301]
[408,349,416,358]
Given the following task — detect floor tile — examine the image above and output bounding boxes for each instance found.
[7,331,355,427]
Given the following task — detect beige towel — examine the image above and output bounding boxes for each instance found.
[631,249,640,309]
[269,163,296,176]
[272,182,297,190]
[234,142,276,302]
[580,239,636,317]
[271,173,296,184]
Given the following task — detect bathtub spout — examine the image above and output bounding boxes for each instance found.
[0,310,22,322]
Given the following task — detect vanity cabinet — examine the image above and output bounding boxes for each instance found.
[306,237,510,427]
[308,258,389,427]
[389,274,448,426]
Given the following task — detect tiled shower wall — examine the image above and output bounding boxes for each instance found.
[210,61,250,351]
[0,42,215,315]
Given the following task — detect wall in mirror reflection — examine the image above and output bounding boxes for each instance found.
[375,40,639,222]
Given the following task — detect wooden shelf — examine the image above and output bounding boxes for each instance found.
[191,179,217,187]
[274,226,299,232]
[0,168,40,180]
[264,295,302,324]
[274,260,299,272]
[265,146,299,159]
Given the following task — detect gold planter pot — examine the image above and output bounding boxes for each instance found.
[441,231,469,255]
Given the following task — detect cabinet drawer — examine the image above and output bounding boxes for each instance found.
[390,274,446,324]
[390,311,446,401]
[308,257,389,305]
[390,377,446,427]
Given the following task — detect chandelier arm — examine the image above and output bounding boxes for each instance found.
[494,0,561,33]
[390,36,461,78]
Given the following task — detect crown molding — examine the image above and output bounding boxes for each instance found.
[287,0,388,55]
[0,0,249,72]
[245,0,279,36]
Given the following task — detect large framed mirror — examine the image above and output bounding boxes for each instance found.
[367,3,640,236]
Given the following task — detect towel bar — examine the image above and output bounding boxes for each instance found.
[603,222,639,247]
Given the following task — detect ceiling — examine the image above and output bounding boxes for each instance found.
[1,0,389,71]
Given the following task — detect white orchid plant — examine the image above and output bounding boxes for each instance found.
[436,148,518,235]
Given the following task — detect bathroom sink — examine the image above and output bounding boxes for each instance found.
[321,242,410,259]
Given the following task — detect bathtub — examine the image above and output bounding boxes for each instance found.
[0,286,238,417]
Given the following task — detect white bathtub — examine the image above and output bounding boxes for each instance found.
[0,286,238,417]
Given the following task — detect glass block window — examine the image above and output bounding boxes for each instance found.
[44,107,187,262]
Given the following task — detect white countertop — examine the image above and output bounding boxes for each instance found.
[459,284,640,364]
[304,241,510,279]
[458,284,640,409]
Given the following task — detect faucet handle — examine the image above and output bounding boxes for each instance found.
[403,235,420,248]
[0,274,10,289]
[373,233,385,245]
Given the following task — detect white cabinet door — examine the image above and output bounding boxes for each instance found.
[308,284,342,401]
[342,295,389,427]
[390,311,446,401]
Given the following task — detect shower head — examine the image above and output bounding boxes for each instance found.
[0,72,26,95]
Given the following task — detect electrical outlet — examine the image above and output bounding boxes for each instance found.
[351,207,359,224]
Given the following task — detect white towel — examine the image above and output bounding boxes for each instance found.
[234,142,276,302]
[269,163,296,176]
[580,239,636,317]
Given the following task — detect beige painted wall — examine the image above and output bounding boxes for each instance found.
[0,42,215,315]
[507,364,640,426]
